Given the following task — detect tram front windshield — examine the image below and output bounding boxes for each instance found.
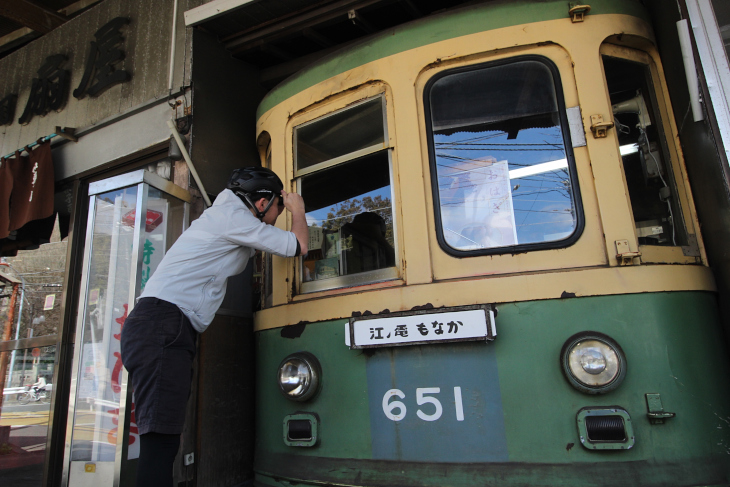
[427,58,579,253]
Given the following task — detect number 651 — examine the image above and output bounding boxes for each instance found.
[382,387,464,422]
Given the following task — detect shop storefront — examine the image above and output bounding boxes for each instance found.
[0,1,257,485]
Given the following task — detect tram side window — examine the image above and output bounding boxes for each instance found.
[602,56,686,246]
[295,96,396,291]
[425,57,582,255]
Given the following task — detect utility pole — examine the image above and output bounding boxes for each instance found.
[0,282,20,415]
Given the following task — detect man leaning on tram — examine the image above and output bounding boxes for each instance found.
[120,166,309,487]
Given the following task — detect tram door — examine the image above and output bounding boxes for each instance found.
[62,170,190,487]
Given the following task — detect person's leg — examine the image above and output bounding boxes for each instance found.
[121,299,197,486]
[136,432,180,487]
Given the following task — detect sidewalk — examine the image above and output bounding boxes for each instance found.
[0,462,45,486]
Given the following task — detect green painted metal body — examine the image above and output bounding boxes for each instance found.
[255,292,730,486]
[257,0,648,119]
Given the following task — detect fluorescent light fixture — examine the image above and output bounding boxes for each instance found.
[620,144,639,156]
[509,159,568,179]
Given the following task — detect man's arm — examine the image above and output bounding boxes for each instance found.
[281,190,309,256]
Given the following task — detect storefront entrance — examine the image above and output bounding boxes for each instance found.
[61,170,190,487]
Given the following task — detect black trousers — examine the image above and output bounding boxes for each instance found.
[120,297,197,435]
[120,298,197,486]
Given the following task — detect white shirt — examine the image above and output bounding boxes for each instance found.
[140,189,298,332]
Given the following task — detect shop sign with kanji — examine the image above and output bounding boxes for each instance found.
[347,305,496,349]
[0,17,131,127]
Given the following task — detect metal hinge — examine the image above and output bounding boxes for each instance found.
[569,4,591,23]
[590,114,614,138]
[615,239,641,265]
[645,393,676,424]
[681,233,700,257]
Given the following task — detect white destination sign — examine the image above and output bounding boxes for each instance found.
[347,306,496,349]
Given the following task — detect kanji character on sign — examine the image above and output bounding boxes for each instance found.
[0,94,17,126]
[394,324,408,337]
[74,17,131,99]
[142,239,155,265]
[140,266,151,291]
[19,54,70,124]
[370,327,385,339]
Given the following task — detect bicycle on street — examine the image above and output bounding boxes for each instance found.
[17,385,51,405]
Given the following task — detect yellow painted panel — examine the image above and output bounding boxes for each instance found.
[640,245,698,264]
[413,43,608,280]
[254,264,716,331]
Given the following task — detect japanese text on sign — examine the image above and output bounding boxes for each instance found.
[348,307,495,349]
[0,17,131,126]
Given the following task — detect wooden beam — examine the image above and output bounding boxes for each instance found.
[400,0,423,18]
[260,42,293,61]
[0,28,40,57]
[302,28,333,48]
[0,0,67,34]
[184,0,262,27]
[225,0,382,52]
[260,45,341,85]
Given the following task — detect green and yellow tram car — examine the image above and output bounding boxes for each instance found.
[252,1,730,485]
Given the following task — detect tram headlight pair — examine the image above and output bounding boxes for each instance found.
[560,332,626,394]
[278,352,321,402]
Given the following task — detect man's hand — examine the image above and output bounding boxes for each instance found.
[281,190,305,216]
[281,190,309,256]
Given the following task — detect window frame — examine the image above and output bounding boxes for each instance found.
[293,95,390,178]
[255,131,274,310]
[292,92,400,294]
[599,43,701,264]
[423,54,585,257]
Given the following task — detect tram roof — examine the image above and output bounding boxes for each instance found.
[202,0,647,120]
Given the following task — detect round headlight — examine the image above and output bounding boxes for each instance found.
[560,332,626,394]
[277,352,321,402]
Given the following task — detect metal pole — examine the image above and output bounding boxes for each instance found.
[168,0,180,92]
[8,278,25,386]
[677,19,705,122]
[0,283,20,416]
[167,120,212,207]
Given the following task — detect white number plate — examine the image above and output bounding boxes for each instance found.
[347,305,495,349]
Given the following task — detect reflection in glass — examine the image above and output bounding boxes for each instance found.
[301,152,395,282]
[0,346,56,482]
[0,215,68,343]
[140,188,187,293]
[428,60,578,251]
[70,186,138,463]
[295,97,385,170]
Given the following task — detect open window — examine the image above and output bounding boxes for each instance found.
[601,48,693,254]
[424,56,583,256]
[295,95,398,293]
